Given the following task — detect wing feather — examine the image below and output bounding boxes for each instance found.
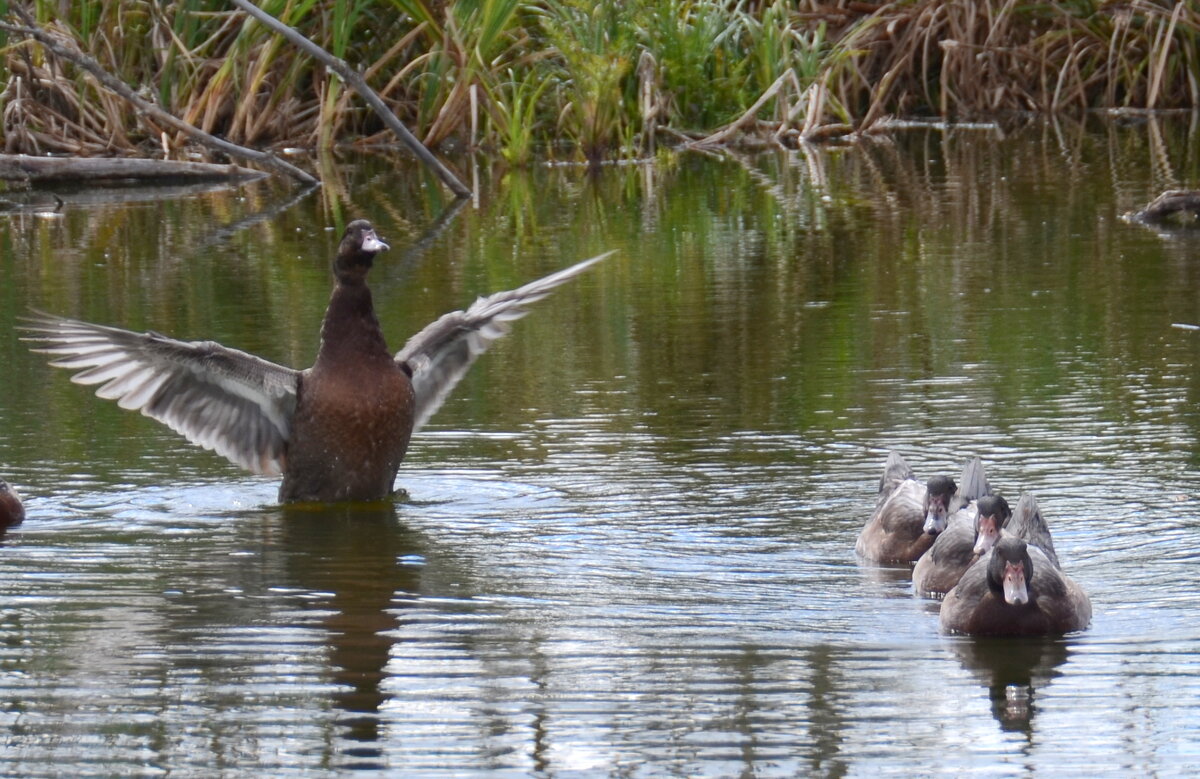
[21,312,300,475]
[396,251,612,432]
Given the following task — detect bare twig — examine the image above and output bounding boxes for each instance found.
[228,0,471,199]
[1,8,317,186]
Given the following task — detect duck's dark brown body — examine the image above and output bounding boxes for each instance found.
[23,220,610,505]
[940,532,1091,636]
[281,283,415,503]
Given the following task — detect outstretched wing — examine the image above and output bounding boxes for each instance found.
[396,251,613,433]
[21,312,300,475]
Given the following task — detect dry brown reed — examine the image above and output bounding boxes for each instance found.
[810,0,1200,131]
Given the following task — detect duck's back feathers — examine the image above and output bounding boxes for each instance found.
[912,516,977,596]
[876,451,916,506]
[857,476,929,562]
[397,251,612,433]
[952,456,991,511]
[21,313,299,475]
[1006,493,1059,568]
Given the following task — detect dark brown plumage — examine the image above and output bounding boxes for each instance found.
[0,479,23,527]
[940,496,1091,636]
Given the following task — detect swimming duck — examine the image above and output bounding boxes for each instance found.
[0,479,24,527]
[940,494,1090,636]
[23,220,609,503]
[912,493,1010,598]
[855,452,985,564]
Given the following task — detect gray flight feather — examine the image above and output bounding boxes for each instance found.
[21,312,300,475]
[396,251,613,433]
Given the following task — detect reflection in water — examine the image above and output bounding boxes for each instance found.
[805,644,848,778]
[268,502,423,766]
[948,637,1069,734]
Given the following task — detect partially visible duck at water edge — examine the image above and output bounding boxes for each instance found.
[0,479,23,527]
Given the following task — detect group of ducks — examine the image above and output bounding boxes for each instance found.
[856,452,1091,636]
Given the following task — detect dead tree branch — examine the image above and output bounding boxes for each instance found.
[229,0,471,199]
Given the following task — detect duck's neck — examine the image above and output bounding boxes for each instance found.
[314,280,392,368]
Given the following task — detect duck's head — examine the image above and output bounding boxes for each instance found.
[922,475,957,535]
[987,537,1033,606]
[334,220,390,284]
[0,479,24,528]
[971,494,1013,556]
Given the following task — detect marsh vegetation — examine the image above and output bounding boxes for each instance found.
[1,1,1197,165]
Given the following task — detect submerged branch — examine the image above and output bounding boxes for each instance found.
[228,0,471,199]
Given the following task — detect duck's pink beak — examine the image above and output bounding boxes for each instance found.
[362,230,389,253]
[1002,561,1029,605]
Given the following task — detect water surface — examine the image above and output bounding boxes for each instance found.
[1,117,1199,776]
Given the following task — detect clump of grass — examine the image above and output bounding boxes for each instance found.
[392,0,528,148]
[537,0,638,163]
[490,67,554,166]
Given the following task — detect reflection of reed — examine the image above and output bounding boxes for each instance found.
[7,117,1200,482]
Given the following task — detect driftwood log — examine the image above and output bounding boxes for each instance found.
[0,154,268,184]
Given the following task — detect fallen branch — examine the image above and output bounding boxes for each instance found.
[1,8,318,186]
[0,153,268,184]
[229,0,471,199]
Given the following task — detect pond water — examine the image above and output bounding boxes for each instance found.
[1,117,1199,777]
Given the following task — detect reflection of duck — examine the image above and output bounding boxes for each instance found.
[856,453,987,564]
[948,636,1069,733]
[913,494,1010,598]
[24,221,608,503]
[271,502,426,758]
[941,495,1091,636]
[0,479,24,527]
